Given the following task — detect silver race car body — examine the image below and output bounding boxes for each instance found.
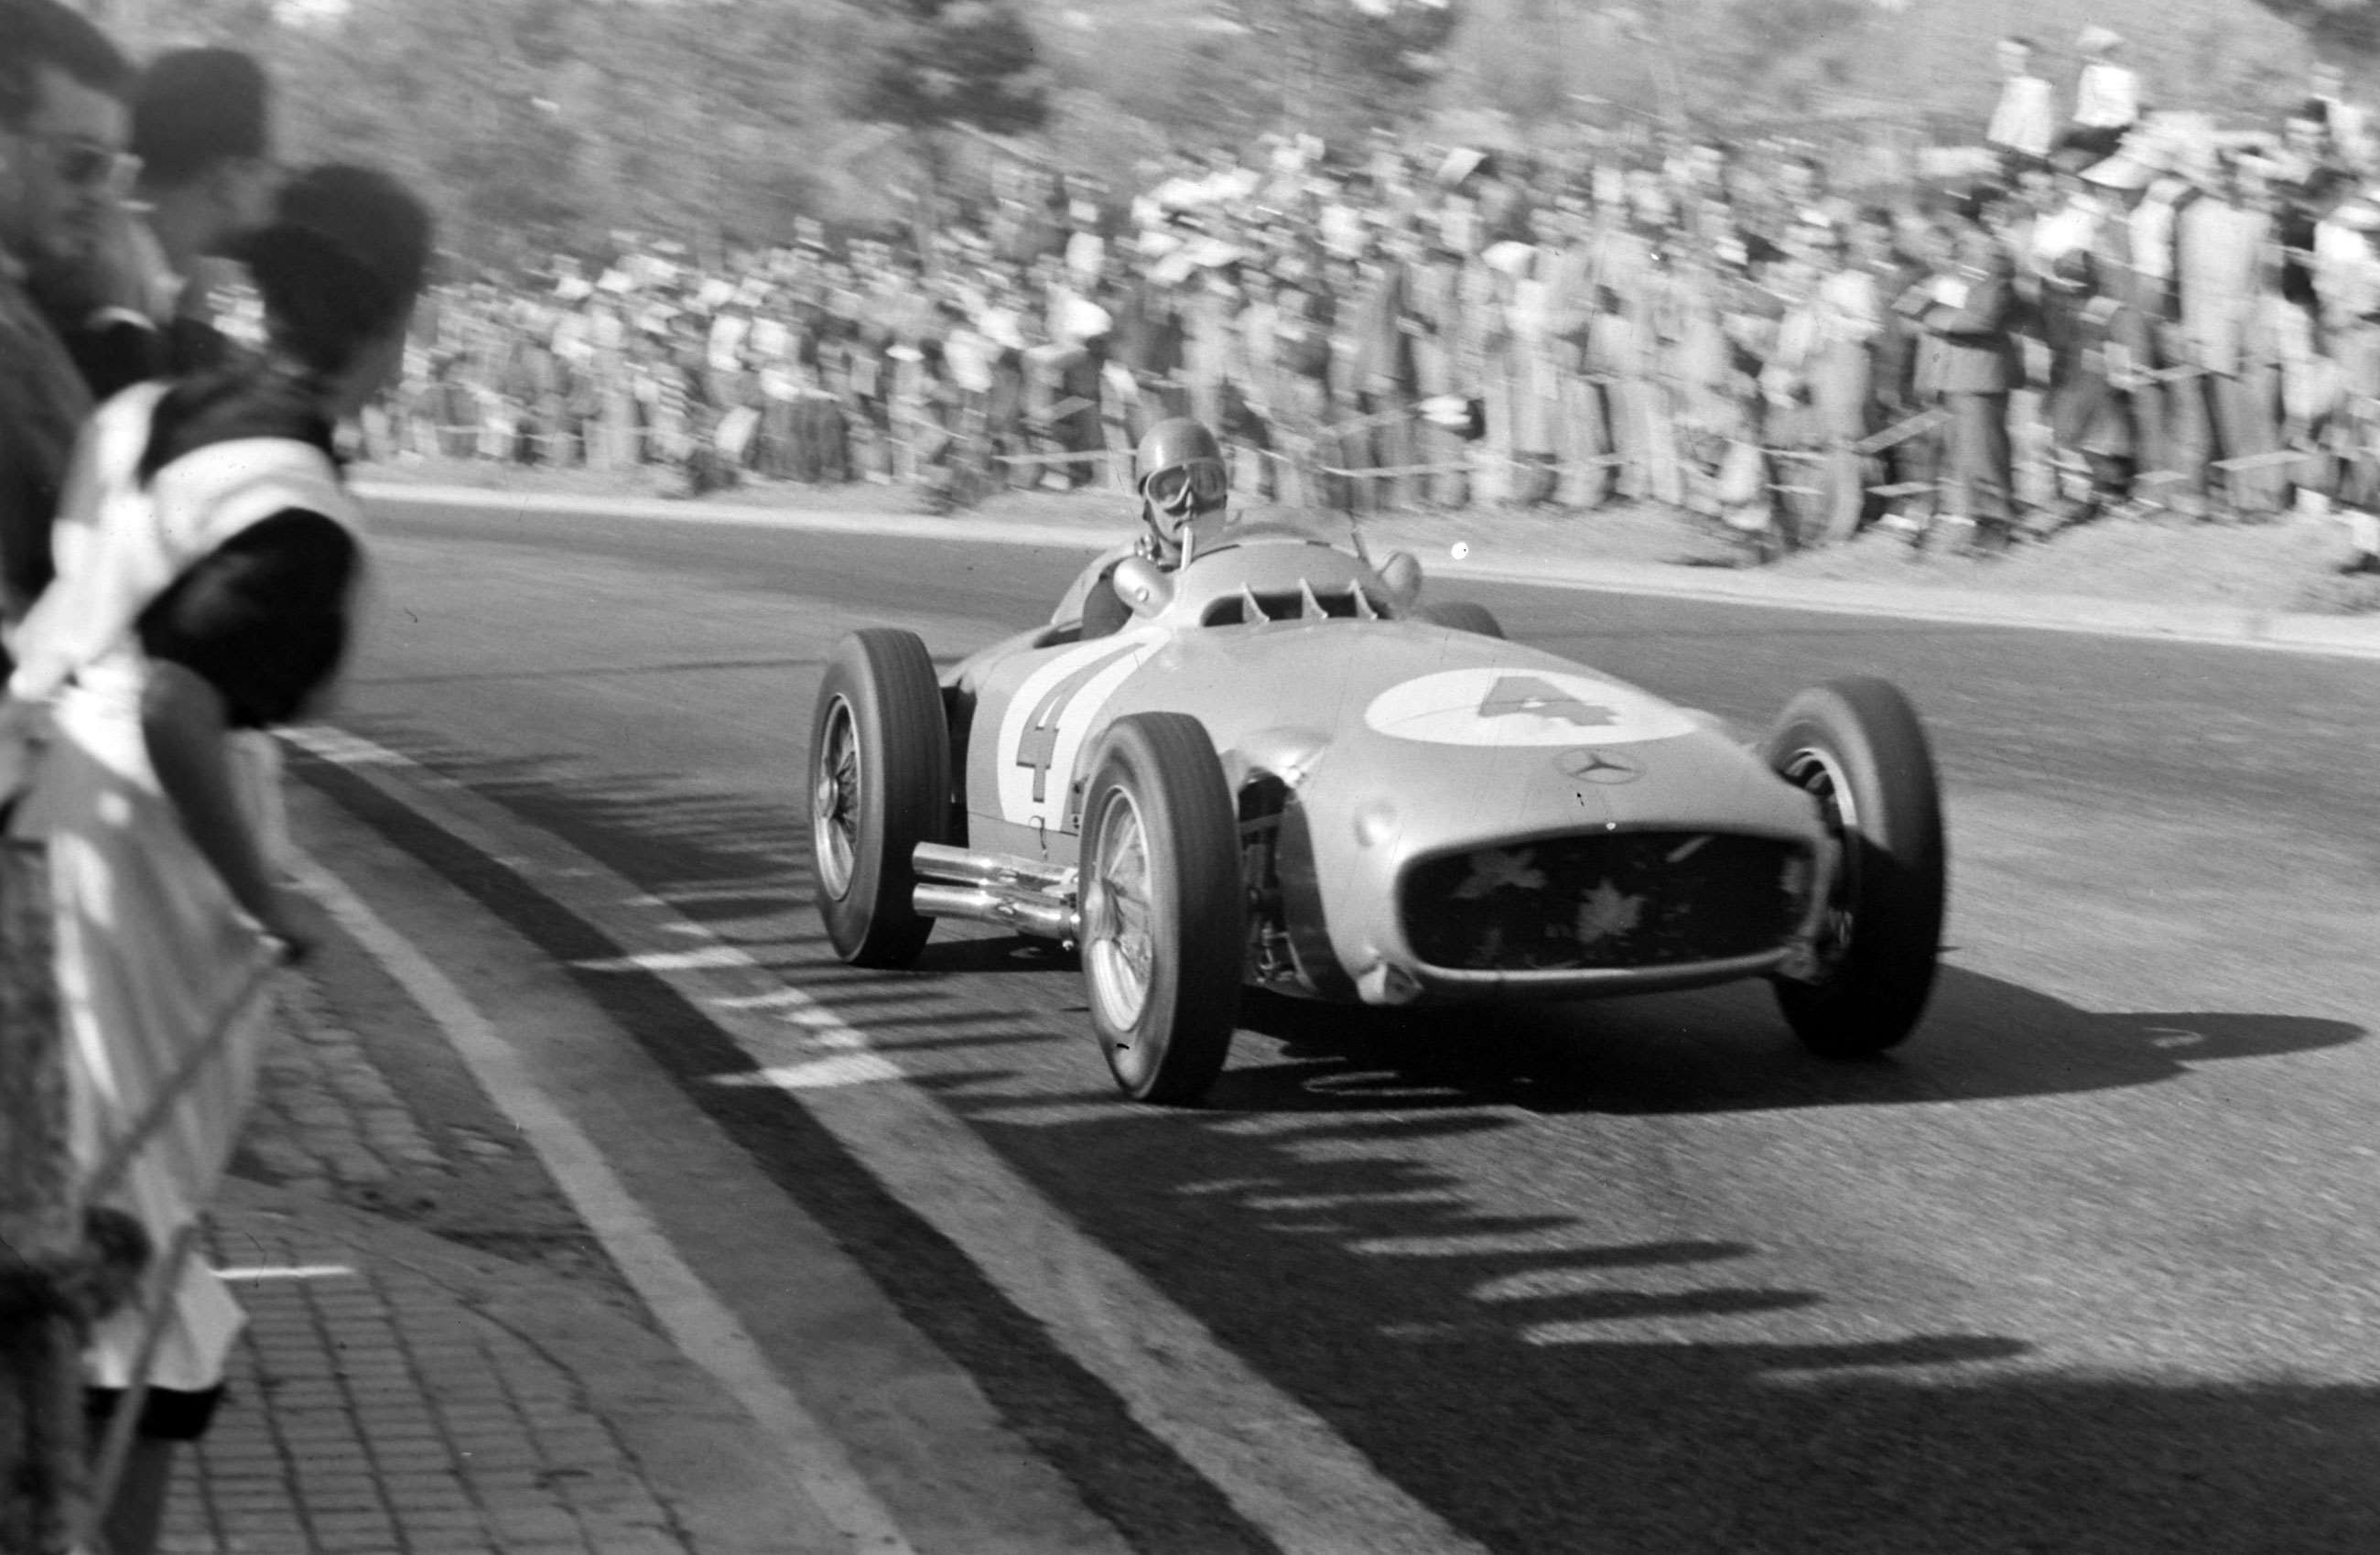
[934,509,1833,1008]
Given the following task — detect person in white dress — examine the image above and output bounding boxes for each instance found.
[2,164,432,1555]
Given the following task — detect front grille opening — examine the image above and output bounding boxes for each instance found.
[1401,832,1811,973]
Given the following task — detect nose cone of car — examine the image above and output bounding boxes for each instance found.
[1288,669,1821,998]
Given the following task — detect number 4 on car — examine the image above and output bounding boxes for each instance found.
[807,507,1948,1107]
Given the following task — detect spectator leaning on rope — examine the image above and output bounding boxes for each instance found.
[0,0,134,663]
[1916,218,2026,555]
[4,164,435,1555]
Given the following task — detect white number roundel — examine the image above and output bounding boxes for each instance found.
[1364,668,1696,747]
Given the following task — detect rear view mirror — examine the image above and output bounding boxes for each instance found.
[1377,550,1423,612]
[1110,556,1175,619]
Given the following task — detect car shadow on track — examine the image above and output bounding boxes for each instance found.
[912,934,1081,976]
[940,1061,2380,1554]
[1219,970,2364,1116]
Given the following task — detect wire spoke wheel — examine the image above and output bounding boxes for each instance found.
[813,697,862,901]
[1760,677,1946,1059]
[1084,788,1159,1032]
[1778,744,1857,983]
[806,630,949,967]
[1077,713,1244,1106]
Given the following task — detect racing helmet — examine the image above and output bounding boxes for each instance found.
[1133,417,1229,541]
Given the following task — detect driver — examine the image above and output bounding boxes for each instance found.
[1077,416,1231,638]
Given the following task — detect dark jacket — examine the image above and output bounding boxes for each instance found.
[0,265,94,644]
[1920,260,2024,395]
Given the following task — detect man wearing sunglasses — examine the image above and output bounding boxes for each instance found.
[1078,416,1231,639]
[42,48,276,399]
[0,0,134,654]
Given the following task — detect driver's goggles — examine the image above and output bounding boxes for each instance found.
[1143,459,1228,513]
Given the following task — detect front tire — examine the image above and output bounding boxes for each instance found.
[1077,713,1243,1105]
[1761,677,1946,1058]
[810,629,950,966]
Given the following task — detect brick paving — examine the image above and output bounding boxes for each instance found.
[154,974,837,1555]
[243,976,447,1198]
[166,1211,681,1555]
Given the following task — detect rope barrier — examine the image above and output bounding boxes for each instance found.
[388,310,2380,524]
[1852,407,1948,456]
[80,1225,200,1546]
[2213,448,2318,472]
[81,942,285,1220]
[990,448,1125,469]
[1314,453,1630,481]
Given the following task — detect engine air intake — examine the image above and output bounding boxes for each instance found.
[1201,584,1382,627]
[1400,832,1812,973]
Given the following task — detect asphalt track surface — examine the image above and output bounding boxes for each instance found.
[316,496,2380,1554]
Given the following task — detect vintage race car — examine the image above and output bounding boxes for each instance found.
[807,508,1946,1106]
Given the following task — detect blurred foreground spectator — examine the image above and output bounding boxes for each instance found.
[0,0,132,655]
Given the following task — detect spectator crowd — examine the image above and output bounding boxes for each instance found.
[360,28,2380,572]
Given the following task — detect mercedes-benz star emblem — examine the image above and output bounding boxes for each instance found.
[1558,748,1641,784]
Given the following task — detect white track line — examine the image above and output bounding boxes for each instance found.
[288,849,918,1555]
[286,722,1497,1555]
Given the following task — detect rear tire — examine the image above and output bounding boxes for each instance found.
[1077,713,1243,1105]
[810,629,950,967]
[1420,600,1506,639]
[1761,677,1946,1058]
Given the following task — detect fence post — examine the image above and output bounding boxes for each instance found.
[0,837,88,1555]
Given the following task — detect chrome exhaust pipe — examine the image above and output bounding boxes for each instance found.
[914,841,1073,894]
[914,883,1076,940]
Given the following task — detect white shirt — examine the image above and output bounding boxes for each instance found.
[1987,74,2058,157]
[1812,268,1882,347]
[2073,63,2140,128]
[978,305,1026,353]
[551,311,592,365]
[2320,96,2375,171]
[1320,202,1368,259]
[2130,184,2186,287]
[2031,198,2104,274]
[2314,218,2379,325]
[1438,196,1477,255]
[942,328,995,394]
[2315,217,2370,270]
[1051,291,1111,349]
[749,316,793,362]
[708,311,749,373]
